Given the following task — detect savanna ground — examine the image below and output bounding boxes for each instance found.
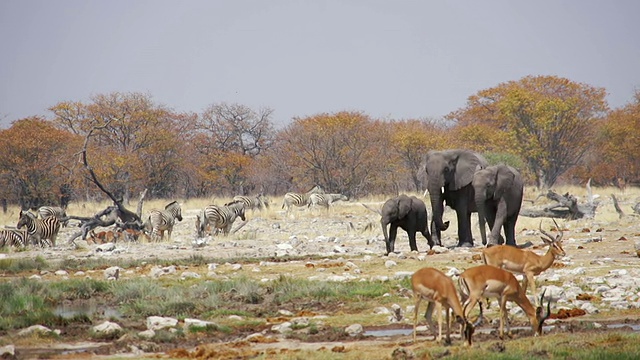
[1,185,640,359]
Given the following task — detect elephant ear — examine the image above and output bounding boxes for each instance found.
[494,166,515,199]
[398,196,411,219]
[454,151,489,190]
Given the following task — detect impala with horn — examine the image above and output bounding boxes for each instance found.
[411,267,482,345]
[458,265,551,339]
[481,219,565,306]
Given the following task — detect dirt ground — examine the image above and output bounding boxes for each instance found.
[2,190,640,359]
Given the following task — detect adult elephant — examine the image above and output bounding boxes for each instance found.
[473,164,523,247]
[424,149,488,247]
[380,194,443,255]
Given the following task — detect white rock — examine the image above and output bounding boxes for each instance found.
[271,322,292,333]
[55,270,68,276]
[445,267,460,277]
[184,318,216,329]
[18,325,53,336]
[146,316,178,330]
[0,345,15,357]
[431,246,448,254]
[181,271,201,280]
[29,274,42,280]
[345,323,363,336]
[138,329,155,339]
[580,303,599,314]
[277,243,293,250]
[373,307,391,315]
[74,271,86,276]
[371,275,389,282]
[104,266,121,280]
[96,242,116,252]
[393,271,413,279]
[92,321,122,335]
[385,260,397,268]
[278,309,294,316]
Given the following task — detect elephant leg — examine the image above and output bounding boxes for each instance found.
[408,231,418,252]
[490,202,505,245]
[504,213,518,246]
[456,207,474,247]
[485,204,499,245]
[387,225,398,254]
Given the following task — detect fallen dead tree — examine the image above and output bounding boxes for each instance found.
[520,189,598,220]
[66,119,147,245]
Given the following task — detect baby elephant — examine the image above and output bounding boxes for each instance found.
[381,195,447,255]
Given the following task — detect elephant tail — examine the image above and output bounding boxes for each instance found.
[361,203,382,215]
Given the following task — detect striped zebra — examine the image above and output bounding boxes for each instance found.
[282,185,324,213]
[308,193,349,210]
[232,193,269,211]
[145,201,183,242]
[199,200,246,236]
[38,206,69,227]
[0,228,28,248]
[17,210,61,247]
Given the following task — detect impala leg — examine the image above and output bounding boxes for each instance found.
[413,297,421,343]
[444,306,452,345]
[499,297,507,339]
[527,273,539,306]
[425,302,436,340]
[436,302,443,342]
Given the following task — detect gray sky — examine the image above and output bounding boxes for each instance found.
[1,1,638,128]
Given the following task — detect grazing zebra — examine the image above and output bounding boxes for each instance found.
[308,193,349,210]
[282,185,324,213]
[0,228,28,248]
[145,201,183,242]
[232,193,270,211]
[17,210,61,247]
[199,200,246,236]
[38,206,69,227]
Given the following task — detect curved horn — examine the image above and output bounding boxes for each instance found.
[536,289,552,334]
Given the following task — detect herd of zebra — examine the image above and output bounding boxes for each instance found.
[0,186,349,249]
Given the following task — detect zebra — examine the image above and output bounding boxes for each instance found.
[17,210,61,247]
[0,228,28,248]
[308,193,349,210]
[38,206,69,227]
[144,201,183,242]
[198,200,246,236]
[232,193,270,211]
[282,185,324,213]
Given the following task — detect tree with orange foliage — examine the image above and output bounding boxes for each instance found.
[389,119,452,191]
[0,117,81,208]
[273,111,388,197]
[449,75,608,189]
[591,90,640,186]
[196,103,276,195]
[50,92,194,200]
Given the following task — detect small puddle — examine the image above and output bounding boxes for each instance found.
[364,323,640,338]
[363,328,413,337]
[606,323,640,331]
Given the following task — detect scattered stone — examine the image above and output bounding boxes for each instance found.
[271,322,292,333]
[385,260,397,268]
[146,316,178,330]
[184,318,216,329]
[55,270,68,276]
[92,321,122,335]
[180,271,201,280]
[18,325,53,336]
[138,329,155,339]
[96,242,116,252]
[345,323,363,337]
[104,266,121,280]
[0,344,15,358]
[278,309,294,316]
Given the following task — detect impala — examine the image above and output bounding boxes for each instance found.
[411,267,480,345]
[458,265,551,339]
[482,219,565,306]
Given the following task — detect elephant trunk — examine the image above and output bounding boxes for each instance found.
[475,191,489,246]
[428,186,446,246]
